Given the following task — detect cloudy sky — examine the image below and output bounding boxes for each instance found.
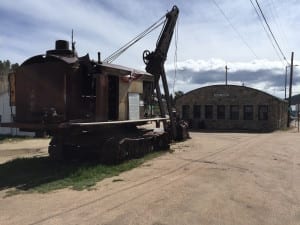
[1,0,300,98]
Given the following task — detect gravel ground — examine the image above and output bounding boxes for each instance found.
[0,128,300,225]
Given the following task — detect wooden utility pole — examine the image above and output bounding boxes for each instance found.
[287,52,294,127]
[284,66,288,99]
[297,104,300,132]
[225,65,229,85]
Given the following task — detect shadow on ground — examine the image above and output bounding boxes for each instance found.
[0,157,99,191]
[188,128,274,133]
[0,152,161,195]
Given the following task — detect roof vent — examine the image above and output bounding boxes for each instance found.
[55,40,69,50]
[46,40,73,56]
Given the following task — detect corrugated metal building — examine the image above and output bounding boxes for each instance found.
[176,85,288,131]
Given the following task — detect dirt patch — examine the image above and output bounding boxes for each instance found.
[1,128,300,225]
[0,139,49,164]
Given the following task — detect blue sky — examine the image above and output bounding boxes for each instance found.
[1,0,300,98]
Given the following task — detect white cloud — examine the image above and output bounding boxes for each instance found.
[165,58,300,98]
[167,58,291,73]
[1,0,300,99]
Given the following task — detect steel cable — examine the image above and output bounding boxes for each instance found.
[104,15,166,63]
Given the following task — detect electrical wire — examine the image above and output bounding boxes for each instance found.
[268,0,282,39]
[249,0,285,65]
[254,0,289,65]
[211,0,259,59]
[269,0,291,53]
[104,15,166,63]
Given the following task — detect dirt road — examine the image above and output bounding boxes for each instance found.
[0,139,49,164]
[1,129,300,225]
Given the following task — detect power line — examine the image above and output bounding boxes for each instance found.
[254,0,289,65]
[249,0,285,65]
[269,0,291,53]
[268,1,281,36]
[268,0,282,39]
[211,0,259,59]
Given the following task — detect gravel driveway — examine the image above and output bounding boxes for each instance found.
[1,128,300,225]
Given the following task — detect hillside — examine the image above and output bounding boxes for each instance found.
[291,94,300,105]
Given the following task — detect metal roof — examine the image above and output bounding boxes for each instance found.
[99,62,153,78]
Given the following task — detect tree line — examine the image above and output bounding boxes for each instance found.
[0,60,19,76]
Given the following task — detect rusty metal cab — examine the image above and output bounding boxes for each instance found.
[15,54,75,124]
[10,40,155,131]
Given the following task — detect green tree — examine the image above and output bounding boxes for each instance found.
[11,63,19,72]
[0,60,10,76]
[0,60,19,76]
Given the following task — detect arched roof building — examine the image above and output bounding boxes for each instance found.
[176,85,288,131]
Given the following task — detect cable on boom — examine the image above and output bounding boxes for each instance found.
[104,15,166,63]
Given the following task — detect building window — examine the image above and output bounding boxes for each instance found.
[230,105,239,120]
[258,105,268,120]
[244,105,253,120]
[205,105,213,119]
[182,105,190,120]
[193,105,201,118]
[217,105,225,119]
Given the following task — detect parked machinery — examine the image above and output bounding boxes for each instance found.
[1,5,188,163]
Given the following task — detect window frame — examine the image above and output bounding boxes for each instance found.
[217,105,226,120]
[230,105,239,120]
[243,105,254,120]
[258,105,268,120]
[193,105,201,119]
[182,105,190,120]
[205,105,213,119]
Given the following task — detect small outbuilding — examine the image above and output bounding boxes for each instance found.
[176,85,288,131]
[0,76,34,136]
